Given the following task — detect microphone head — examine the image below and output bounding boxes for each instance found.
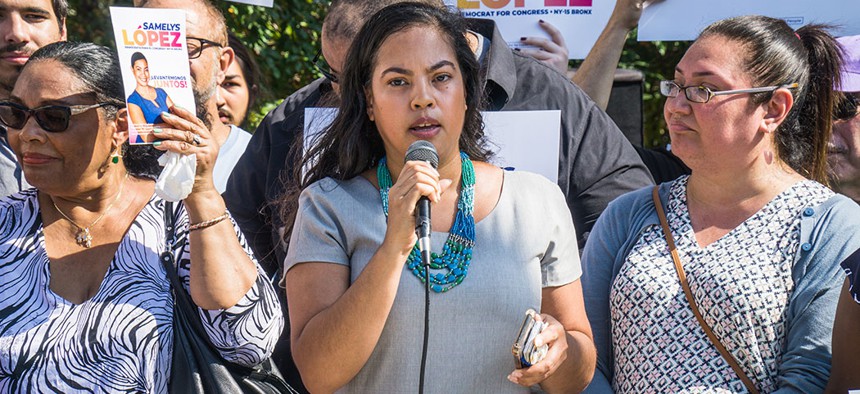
[405,140,439,169]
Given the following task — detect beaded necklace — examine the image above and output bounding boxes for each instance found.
[377,152,475,293]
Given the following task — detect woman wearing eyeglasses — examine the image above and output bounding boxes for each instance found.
[582,16,860,393]
[0,42,283,392]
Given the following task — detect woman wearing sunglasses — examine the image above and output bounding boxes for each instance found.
[0,42,283,392]
[582,16,860,393]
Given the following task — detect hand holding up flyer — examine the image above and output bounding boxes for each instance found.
[443,0,615,59]
[110,7,196,145]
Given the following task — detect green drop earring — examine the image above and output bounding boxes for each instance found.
[110,149,122,164]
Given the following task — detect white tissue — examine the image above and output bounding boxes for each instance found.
[155,151,197,201]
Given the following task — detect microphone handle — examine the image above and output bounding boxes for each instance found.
[416,196,432,267]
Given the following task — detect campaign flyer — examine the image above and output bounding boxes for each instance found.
[110,7,196,145]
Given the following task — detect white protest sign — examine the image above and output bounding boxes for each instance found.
[302,108,338,177]
[444,0,616,59]
[226,0,273,6]
[110,7,196,145]
[639,0,860,42]
[303,108,561,182]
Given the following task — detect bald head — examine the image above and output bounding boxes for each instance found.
[138,0,227,46]
[138,0,234,124]
[320,0,445,94]
[323,0,445,43]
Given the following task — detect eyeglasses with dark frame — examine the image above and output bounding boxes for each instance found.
[659,80,800,104]
[312,50,339,84]
[187,37,224,60]
[0,102,114,132]
[834,92,860,121]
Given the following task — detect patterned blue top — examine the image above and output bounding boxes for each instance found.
[582,177,860,394]
[611,176,828,393]
[0,189,284,393]
[127,88,170,124]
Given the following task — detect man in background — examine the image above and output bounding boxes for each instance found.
[0,0,67,196]
[831,35,860,203]
[542,0,688,184]
[137,0,250,193]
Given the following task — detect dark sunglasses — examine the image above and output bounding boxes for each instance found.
[0,102,113,132]
[312,50,339,84]
[835,93,860,121]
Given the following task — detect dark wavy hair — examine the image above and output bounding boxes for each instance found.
[279,2,490,242]
[698,15,843,184]
[27,42,161,178]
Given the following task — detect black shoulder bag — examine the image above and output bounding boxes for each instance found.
[160,201,296,394]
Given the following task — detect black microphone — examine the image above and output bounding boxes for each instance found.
[405,140,438,267]
[405,141,438,394]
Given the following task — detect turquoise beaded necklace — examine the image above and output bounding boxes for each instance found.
[377,152,476,293]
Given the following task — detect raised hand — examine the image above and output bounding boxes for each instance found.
[517,20,570,74]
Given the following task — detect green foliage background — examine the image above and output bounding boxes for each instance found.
[66,0,686,148]
[604,33,690,148]
[66,0,326,127]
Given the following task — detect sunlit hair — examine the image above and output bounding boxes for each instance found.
[698,15,843,184]
[279,2,491,243]
[27,42,161,178]
[29,42,125,117]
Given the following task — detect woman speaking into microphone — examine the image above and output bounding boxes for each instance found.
[279,3,595,393]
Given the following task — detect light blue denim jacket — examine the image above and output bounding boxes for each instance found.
[581,182,860,393]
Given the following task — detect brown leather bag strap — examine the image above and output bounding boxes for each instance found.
[651,187,760,394]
